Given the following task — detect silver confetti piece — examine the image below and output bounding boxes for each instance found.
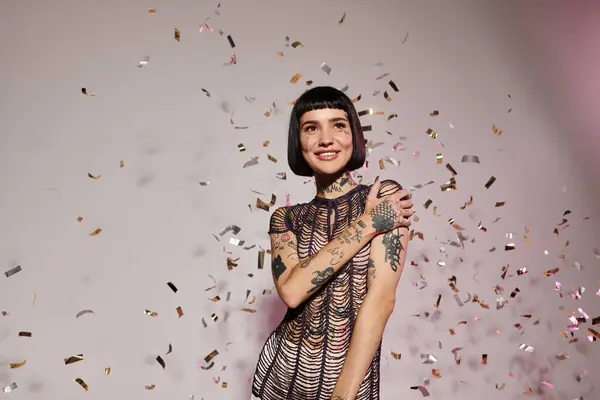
[219,225,241,236]
[2,383,17,393]
[320,62,331,75]
[519,343,534,352]
[461,155,480,163]
[4,265,21,278]
[420,353,438,364]
[496,296,508,310]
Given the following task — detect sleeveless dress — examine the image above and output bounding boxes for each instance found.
[251,180,401,400]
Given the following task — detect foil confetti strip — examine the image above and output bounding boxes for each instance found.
[144,309,158,317]
[461,155,480,163]
[485,176,496,189]
[10,360,27,369]
[421,353,438,364]
[167,282,178,293]
[176,306,184,318]
[145,384,156,390]
[410,386,430,397]
[320,62,331,75]
[105,367,111,375]
[18,331,32,337]
[174,28,181,41]
[74,378,89,391]
[391,352,401,359]
[137,56,150,68]
[89,228,102,236]
[4,264,22,278]
[64,354,84,365]
[156,355,166,369]
[338,12,346,24]
[389,80,399,92]
[226,35,235,48]
[492,124,503,135]
[2,383,17,393]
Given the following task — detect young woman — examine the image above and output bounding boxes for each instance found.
[251,86,413,400]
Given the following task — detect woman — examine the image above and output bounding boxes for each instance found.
[251,86,414,400]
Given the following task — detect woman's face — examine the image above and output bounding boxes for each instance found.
[299,108,353,176]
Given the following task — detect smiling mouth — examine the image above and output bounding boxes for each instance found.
[315,151,340,160]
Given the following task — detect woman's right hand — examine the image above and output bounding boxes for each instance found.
[362,177,413,234]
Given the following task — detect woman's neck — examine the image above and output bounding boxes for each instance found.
[314,171,358,199]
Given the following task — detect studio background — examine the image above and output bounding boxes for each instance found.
[1,1,599,399]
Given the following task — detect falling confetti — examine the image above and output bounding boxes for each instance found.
[4,265,22,278]
[74,378,89,392]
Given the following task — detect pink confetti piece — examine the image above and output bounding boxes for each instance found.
[449,123,454,129]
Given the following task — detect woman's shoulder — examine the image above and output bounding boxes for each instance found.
[366,178,403,197]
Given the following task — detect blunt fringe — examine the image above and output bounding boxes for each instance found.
[287,86,366,177]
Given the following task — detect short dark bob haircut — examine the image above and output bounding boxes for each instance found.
[287,86,366,177]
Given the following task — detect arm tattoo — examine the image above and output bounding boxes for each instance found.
[272,254,287,281]
[327,247,344,265]
[337,222,364,244]
[369,200,397,232]
[382,231,405,272]
[307,267,334,293]
[367,257,376,287]
[299,255,315,268]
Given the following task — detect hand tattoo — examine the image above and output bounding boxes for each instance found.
[382,231,404,272]
[307,267,334,293]
[370,200,397,232]
[272,254,287,281]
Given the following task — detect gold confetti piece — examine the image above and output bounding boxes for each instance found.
[389,80,399,92]
[258,250,265,269]
[495,201,505,207]
[88,228,102,236]
[4,265,22,278]
[291,41,303,48]
[105,367,111,375]
[145,384,156,390]
[10,360,26,369]
[426,128,438,139]
[267,154,277,163]
[256,198,270,211]
[18,331,32,337]
[485,176,496,189]
[74,378,88,392]
[81,87,89,95]
[174,28,180,41]
[432,368,441,378]
[176,306,184,318]
[429,110,439,117]
[543,267,559,276]
[226,35,235,48]
[210,295,221,302]
[2,383,17,393]
[290,73,302,84]
[145,309,158,317]
[495,383,506,390]
[148,8,156,14]
[65,354,84,365]
[87,172,101,180]
[461,155,480,163]
[338,12,346,24]
[77,216,83,222]
[119,160,124,168]
[446,163,457,176]
[492,124,503,135]
[320,62,331,75]
[433,294,441,308]
[156,355,166,369]
[440,177,456,192]
[383,91,392,102]
[210,313,218,322]
[167,282,178,293]
[435,153,443,164]
[241,308,257,313]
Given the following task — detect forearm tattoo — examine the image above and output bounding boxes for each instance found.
[382,231,405,272]
[327,247,345,265]
[272,254,287,281]
[367,257,376,286]
[337,222,364,244]
[307,267,334,293]
[369,200,397,232]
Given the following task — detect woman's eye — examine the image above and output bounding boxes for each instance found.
[305,126,317,132]
[334,123,346,130]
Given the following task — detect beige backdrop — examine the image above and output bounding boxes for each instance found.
[1,0,599,399]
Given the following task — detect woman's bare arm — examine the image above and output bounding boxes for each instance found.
[271,213,377,309]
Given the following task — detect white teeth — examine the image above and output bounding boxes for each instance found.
[318,152,337,156]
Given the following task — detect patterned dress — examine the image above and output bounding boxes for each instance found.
[252,180,401,400]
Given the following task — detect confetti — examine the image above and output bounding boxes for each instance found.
[421,353,438,364]
[492,124,503,135]
[519,344,534,352]
[174,28,181,41]
[64,354,84,365]
[2,383,17,393]
[410,386,430,397]
[145,309,158,317]
[202,88,211,97]
[167,282,178,293]
[446,163,457,176]
[320,62,332,75]
[145,384,156,390]
[4,265,22,278]
[338,12,346,24]
[461,155,480,163]
[176,306,184,318]
[105,367,111,375]
[88,228,102,236]
[226,35,235,48]
[10,360,27,369]
[18,331,32,337]
[137,56,150,68]
[389,81,399,92]
[391,351,401,359]
[148,8,156,14]
[484,176,496,189]
[156,355,166,369]
[383,91,392,102]
[76,309,94,318]
[74,378,89,392]
[432,369,441,378]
